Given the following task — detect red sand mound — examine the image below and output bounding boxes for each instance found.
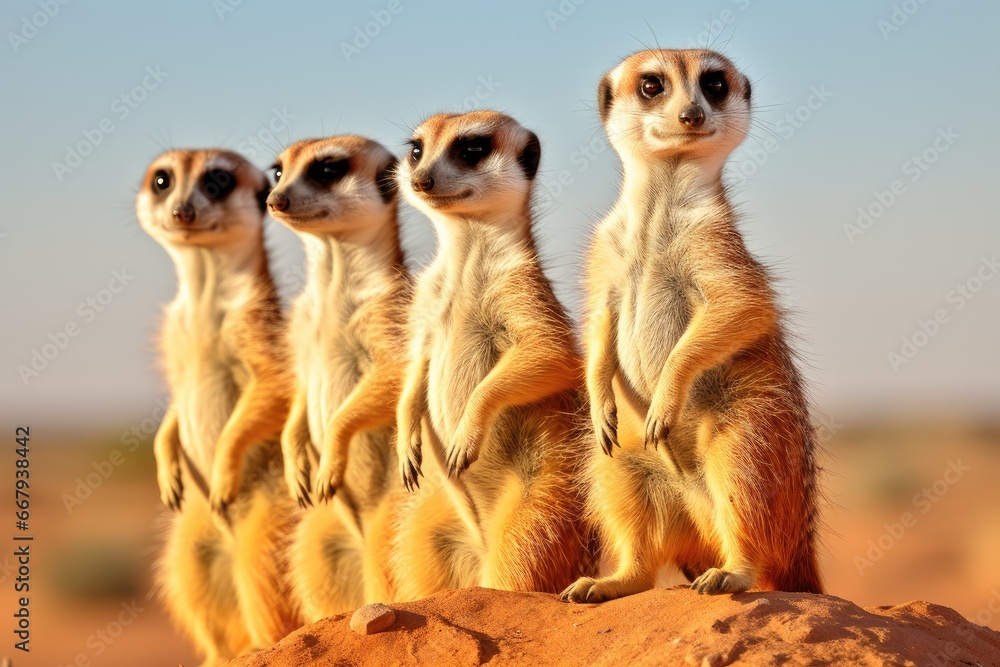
[227,587,1000,666]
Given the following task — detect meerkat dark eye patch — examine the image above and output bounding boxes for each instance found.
[307,158,350,188]
[408,140,423,165]
[269,163,282,185]
[201,169,236,201]
[517,132,541,180]
[700,71,729,105]
[151,169,171,195]
[453,136,492,168]
[375,158,399,204]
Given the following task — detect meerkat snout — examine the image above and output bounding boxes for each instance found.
[266,191,290,212]
[678,103,705,128]
[411,173,434,193]
[172,202,196,225]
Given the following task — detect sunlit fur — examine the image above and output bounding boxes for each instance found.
[268,136,410,621]
[136,149,299,666]
[391,111,593,598]
[562,50,823,603]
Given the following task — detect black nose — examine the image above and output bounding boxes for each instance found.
[679,104,706,128]
[267,192,290,212]
[172,203,196,225]
[411,175,434,193]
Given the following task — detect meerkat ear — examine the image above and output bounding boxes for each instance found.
[375,158,399,203]
[517,132,541,181]
[256,185,270,213]
[597,74,614,124]
[743,75,752,101]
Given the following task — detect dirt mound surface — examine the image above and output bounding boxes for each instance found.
[228,587,1000,666]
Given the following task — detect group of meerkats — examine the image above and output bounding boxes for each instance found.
[135,49,824,666]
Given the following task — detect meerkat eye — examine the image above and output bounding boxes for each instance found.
[455,136,492,168]
[640,75,664,98]
[307,158,349,187]
[269,163,282,184]
[151,169,171,194]
[700,71,729,103]
[202,169,236,201]
[408,140,423,165]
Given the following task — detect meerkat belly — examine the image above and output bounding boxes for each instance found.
[426,302,504,439]
[616,260,694,399]
[170,345,240,476]
[300,333,362,448]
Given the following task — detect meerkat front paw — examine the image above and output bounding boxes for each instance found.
[446,419,485,478]
[691,568,752,595]
[157,464,184,512]
[644,393,681,450]
[284,456,312,509]
[208,462,240,518]
[592,398,619,456]
[313,455,345,504]
[398,425,423,492]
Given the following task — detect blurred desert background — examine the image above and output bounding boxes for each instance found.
[2,1,998,665]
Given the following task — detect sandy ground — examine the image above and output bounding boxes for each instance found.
[0,416,996,665]
[230,587,1000,667]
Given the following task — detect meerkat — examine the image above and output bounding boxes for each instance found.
[136,149,300,665]
[561,49,823,603]
[391,110,591,599]
[267,136,409,621]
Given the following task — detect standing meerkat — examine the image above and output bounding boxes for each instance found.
[391,110,591,598]
[267,136,409,620]
[136,149,299,665]
[562,49,823,602]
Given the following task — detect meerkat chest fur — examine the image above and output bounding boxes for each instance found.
[598,170,734,401]
[291,236,389,443]
[419,224,525,438]
[161,249,261,473]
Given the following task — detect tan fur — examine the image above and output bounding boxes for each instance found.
[137,149,299,665]
[391,111,592,599]
[562,50,823,602]
[267,136,409,621]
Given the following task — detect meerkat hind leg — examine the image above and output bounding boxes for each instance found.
[232,488,298,646]
[692,423,762,595]
[562,452,695,603]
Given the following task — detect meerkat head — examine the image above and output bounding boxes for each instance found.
[398,110,541,220]
[598,49,751,163]
[136,149,269,248]
[266,136,398,236]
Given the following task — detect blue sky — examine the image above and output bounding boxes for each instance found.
[2,0,998,424]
